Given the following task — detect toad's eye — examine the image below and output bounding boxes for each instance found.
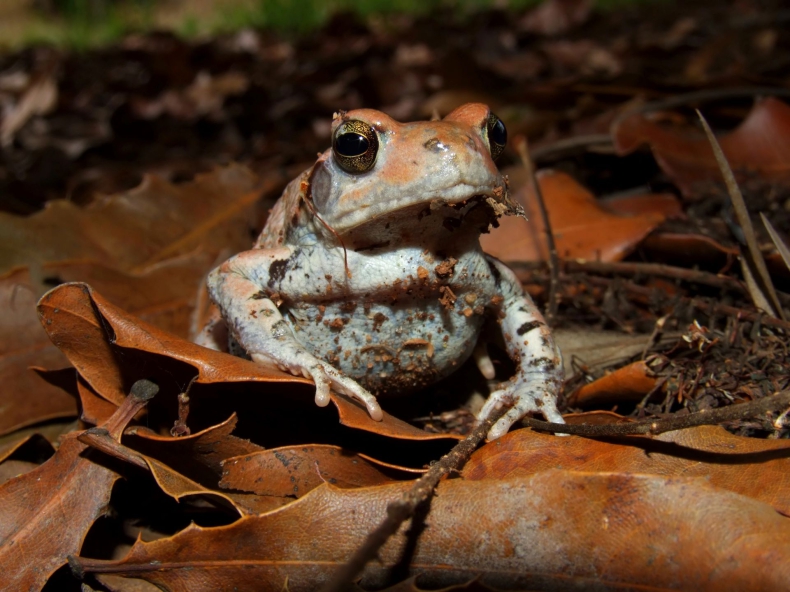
[486,113,507,161]
[333,120,379,173]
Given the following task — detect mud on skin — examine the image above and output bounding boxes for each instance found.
[198,103,564,440]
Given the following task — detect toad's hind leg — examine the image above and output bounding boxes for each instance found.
[206,247,383,421]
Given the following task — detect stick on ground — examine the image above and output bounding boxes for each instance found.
[320,405,509,592]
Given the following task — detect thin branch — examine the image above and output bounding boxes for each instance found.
[522,390,790,437]
[104,379,159,440]
[564,260,747,292]
[320,405,509,592]
[514,136,560,323]
[697,109,785,320]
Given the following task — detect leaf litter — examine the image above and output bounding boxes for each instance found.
[2,0,790,589]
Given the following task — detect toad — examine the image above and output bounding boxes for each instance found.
[199,103,564,440]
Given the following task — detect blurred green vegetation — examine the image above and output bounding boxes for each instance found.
[6,0,657,50]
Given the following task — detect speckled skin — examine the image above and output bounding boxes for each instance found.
[202,103,564,439]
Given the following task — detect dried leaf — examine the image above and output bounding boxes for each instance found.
[612,97,790,197]
[73,471,790,590]
[0,164,260,280]
[0,165,269,433]
[0,268,76,435]
[0,401,141,589]
[0,459,41,485]
[219,444,416,498]
[463,426,790,514]
[38,283,460,443]
[481,170,672,262]
[146,450,285,515]
[81,420,286,516]
[124,414,264,481]
[0,428,59,464]
[553,327,674,377]
[567,360,658,406]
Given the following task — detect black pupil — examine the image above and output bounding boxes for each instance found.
[335,132,369,157]
[490,118,507,146]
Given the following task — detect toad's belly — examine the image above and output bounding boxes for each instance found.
[284,299,485,396]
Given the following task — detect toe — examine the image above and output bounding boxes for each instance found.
[477,388,508,421]
[311,367,331,407]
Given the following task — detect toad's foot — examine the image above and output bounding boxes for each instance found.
[477,373,564,441]
[251,352,383,421]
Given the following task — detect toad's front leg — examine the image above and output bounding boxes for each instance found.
[207,248,383,421]
[479,257,565,440]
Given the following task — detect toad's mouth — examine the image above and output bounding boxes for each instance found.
[337,192,521,251]
[331,182,520,238]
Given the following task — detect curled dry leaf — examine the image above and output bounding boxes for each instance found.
[0,378,158,591]
[124,414,264,483]
[38,283,460,442]
[1,165,271,433]
[463,425,790,515]
[126,414,412,512]
[481,170,675,262]
[1,253,223,434]
[0,418,73,466]
[567,360,658,406]
[81,426,285,516]
[612,97,790,197]
[73,471,790,591]
[553,327,672,378]
[219,444,419,498]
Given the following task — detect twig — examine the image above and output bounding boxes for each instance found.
[563,260,747,293]
[77,378,160,466]
[697,109,785,320]
[522,390,790,437]
[104,379,159,440]
[320,405,509,592]
[514,136,560,323]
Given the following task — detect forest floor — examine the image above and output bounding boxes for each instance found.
[2,0,790,590]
